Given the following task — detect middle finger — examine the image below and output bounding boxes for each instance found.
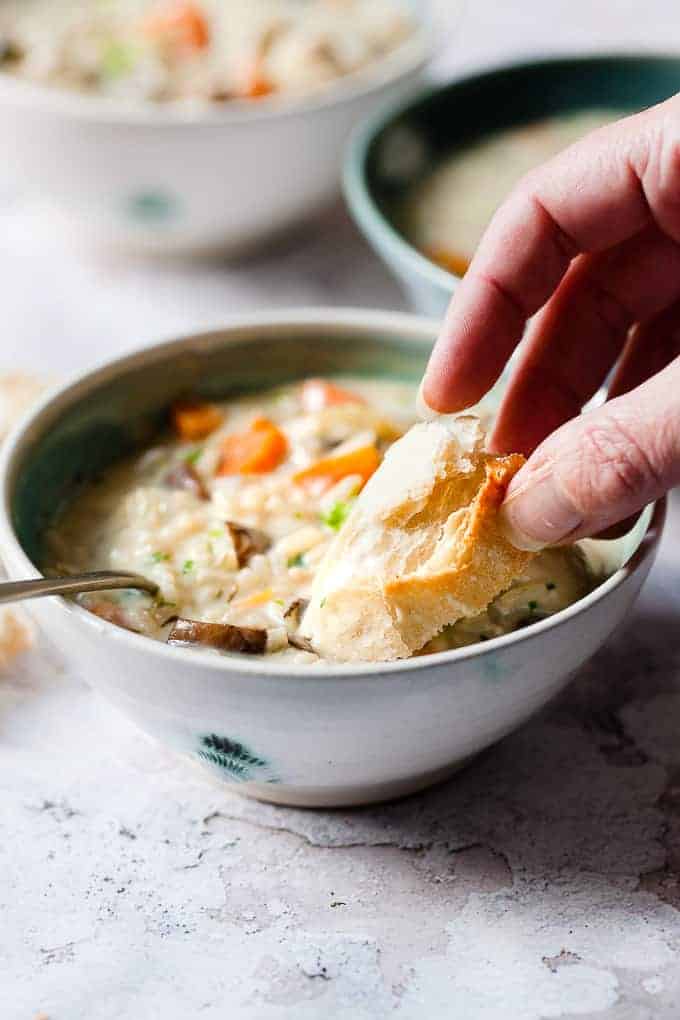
[490,225,680,456]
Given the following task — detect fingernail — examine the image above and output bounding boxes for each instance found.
[416,379,439,421]
[501,472,583,549]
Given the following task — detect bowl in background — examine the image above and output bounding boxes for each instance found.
[0,309,664,807]
[345,54,680,316]
[0,2,456,256]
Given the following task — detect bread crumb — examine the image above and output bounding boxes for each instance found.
[0,607,33,670]
[0,374,47,442]
[0,373,45,669]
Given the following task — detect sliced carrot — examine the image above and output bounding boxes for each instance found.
[293,444,380,491]
[171,401,223,440]
[217,417,288,476]
[300,378,366,413]
[237,57,274,99]
[142,1,210,54]
[425,247,470,278]
[244,73,274,99]
[231,588,273,610]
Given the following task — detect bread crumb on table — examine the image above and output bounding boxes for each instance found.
[0,373,47,669]
[0,607,33,671]
[0,373,47,442]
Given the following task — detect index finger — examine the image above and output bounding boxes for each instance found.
[421,101,670,412]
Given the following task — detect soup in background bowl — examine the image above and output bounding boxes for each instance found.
[401,108,621,277]
[0,0,416,107]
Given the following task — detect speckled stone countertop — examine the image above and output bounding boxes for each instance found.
[2,4,680,1017]
[2,492,679,1020]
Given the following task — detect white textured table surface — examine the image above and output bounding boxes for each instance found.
[3,4,680,1018]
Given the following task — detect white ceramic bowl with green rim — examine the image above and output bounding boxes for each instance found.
[0,1,456,256]
[0,309,665,807]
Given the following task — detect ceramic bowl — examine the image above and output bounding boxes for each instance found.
[0,1,454,256]
[0,309,665,807]
[344,54,680,315]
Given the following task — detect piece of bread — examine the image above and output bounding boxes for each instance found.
[302,415,533,662]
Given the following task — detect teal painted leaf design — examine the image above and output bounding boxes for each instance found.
[196,733,279,783]
[126,191,179,223]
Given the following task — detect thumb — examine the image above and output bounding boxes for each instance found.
[500,357,680,547]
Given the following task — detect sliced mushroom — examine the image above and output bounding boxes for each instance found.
[167,618,267,655]
[0,38,23,64]
[85,598,143,634]
[284,598,309,625]
[163,463,209,501]
[226,521,271,568]
[283,600,315,653]
[288,633,316,654]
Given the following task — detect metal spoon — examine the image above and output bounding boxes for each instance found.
[0,571,159,606]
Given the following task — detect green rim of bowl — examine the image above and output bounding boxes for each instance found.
[344,52,680,297]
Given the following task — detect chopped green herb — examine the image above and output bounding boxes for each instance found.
[287,553,306,568]
[294,511,305,520]
[274,598,285,606]
[214,589,224,600]
[321,499,355,532]
[208,528,224,539]
[546,581,556,591]
[151,551,170,564]
[101,40,136,79]
[319,597,327,609]
[185,447,204,466]
[528,600,538,611]
[182,559,195,574]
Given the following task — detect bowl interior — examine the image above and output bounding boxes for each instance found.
[8,324,429,566]
[351,55,680,284]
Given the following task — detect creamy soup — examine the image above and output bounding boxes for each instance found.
[403,109,622,275]
[0,0,415,105]
[45,377,595,662]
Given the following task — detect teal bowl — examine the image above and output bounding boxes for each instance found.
[344,54,680,316]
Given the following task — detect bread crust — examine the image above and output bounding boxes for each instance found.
[303,418,532,662]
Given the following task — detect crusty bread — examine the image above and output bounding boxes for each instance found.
[302,416,532,662]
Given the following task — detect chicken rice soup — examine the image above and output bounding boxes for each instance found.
[0,0,416,106]
[45,377,595,663]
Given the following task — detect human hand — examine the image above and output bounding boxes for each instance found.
[421,95,680,547]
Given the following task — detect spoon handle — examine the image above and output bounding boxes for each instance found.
[0,571,158,605]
